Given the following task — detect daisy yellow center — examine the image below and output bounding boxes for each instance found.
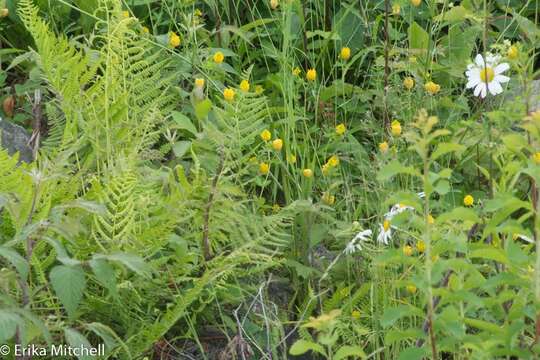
[383,220,390,231]
[479,66,495,83]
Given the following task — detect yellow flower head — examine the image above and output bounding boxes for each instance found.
[403,77,415,90]
[260,129,272,142]
[255,85,264,94]
[406,284,417,294]
[195,78,205,88]
[0,8,9,17]
[383,219,391,231]
[416,240,426,253]
[340,47,351,61]
[169,32,181,48]
[351,310,361,320]
[223,88,235,102]
[507,45,518,60]
[303,309,341,331]
[425,81,441,95]
[194,9,203,17]
[122,10,130,18]
[142,26,150,34]
[392,4,401,15]
[259,162,270,175]
[391,120,402,136]
[427,214,435,225]
[403,245,413,256]
[272,138,283,151]
[532,152,540,164]
[322,193,335,205]
[270,0,279,10]
[411,0,422,6]
[288,154,297,164]
[379,141,389,153]
[335,123,346,135]
[302,168,313,178]
[328,155,340,167]
[306,68,317,81]
[213,51,224,64]
[463,194,474,207]
[240,80,250,92]
[292,67,301,76]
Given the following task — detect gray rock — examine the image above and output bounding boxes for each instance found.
[0,117,33,163]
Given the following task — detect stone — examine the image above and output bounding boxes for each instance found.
[0,117,33,162]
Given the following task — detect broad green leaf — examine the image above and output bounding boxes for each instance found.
[434,6,470,23]
[502,134,527,152]
[381,305,421,328]
[0,246,29,279]
[437,207,479,223]
[90,258,117,296]
[50,265,86,319]
[173,141,192,158]
[408,22,429,53]
[95,252,150,276]
[463,318,503,334]
[0,310,23,342]
[171,111,197,135]
[377,160,420,181]
[289,340,325,356]
[195,99,213,120]
[398,347,426,360]
[334,345,366,360]
[431,143,465,161]
[64,328,93,360]
[469,248,508,265]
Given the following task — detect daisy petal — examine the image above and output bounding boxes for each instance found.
[473,84,482,97]
[474,54,485,67]
[494,63,509,74]
[488,81,502,96]
[466,78,480,89]
[494,75,510,83]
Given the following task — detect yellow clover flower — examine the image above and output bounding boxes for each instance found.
[240,80,250,92]
[169,32,181,48]
[335,123,346,135]
[340,47,351,61]
[391,120,402,136]
[379,141,389,153]
[463,194,474,207]
[306,68,317,81]
[259,162,270,175]
[260,129,272,142]
[213,51,224,64]
[425,81,441,95]
[223,88,235,102]
[403,77,415,90]
[302,168,313,178]
[272,138,283,151]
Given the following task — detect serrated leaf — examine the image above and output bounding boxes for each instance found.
[289,340,325,356]
[0,310,23,342]
[334,345,366,360]
[437,207,479,223]
[64,328,93,360]
[95,252,150,276]
[398,347,426,360]
[469,248,508,265]
[195,99,213,120]
[171,111,197,135]
[431,143,465,161]
[90,259,117,296]
[377,160,420,181]
[381,305,421,328]
[50,265,86,319]
[0,246,29,279]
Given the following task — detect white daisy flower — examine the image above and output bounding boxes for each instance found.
[417,192,426,198]
[465,53,510,98]
[345,229,372,255]
[384,203,414,220]
[377,220,392,245]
